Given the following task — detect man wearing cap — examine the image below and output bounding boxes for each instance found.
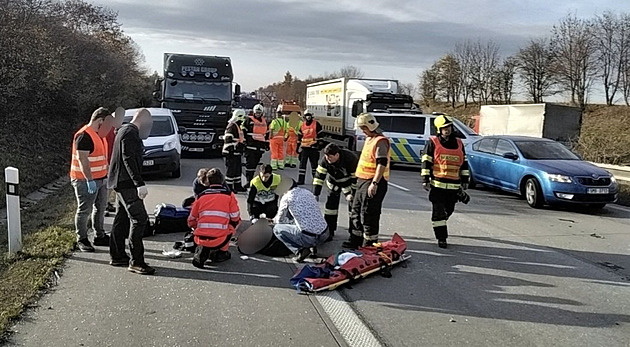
[70,107,114,252]
[273,179,329,262]
[345,113,390,249]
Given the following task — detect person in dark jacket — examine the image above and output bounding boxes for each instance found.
[421,114,470,249]
[312,143,358,242]
[107,108,155,275]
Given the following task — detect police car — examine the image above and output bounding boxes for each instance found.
[355,113,479,165]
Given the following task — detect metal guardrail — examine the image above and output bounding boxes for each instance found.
[592,162,630,182]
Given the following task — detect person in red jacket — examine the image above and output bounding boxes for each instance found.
[188,168,241,268]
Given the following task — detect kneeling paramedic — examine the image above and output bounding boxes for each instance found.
[421,114,469,249]
[273,179,329,262]
[188,168,241,268]
[312,143,358,242]
[247,164,281,222]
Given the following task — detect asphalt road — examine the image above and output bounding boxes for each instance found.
[7,156,630,346]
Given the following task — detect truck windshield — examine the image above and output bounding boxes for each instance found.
[164,79,231,102]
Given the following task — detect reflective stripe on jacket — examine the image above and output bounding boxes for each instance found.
[300,121,317,147]
[251,174,281,203]
[431,136,464,181]
[70,125,108,180]
[188,185,241,248]
[248,116,267,142]
[355,135,390,181]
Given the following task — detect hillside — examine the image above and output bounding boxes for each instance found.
[423,103,630,165]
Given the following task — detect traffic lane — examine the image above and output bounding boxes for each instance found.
[10,235,340,347]
[385,166,630,276]
[339,231,630,346]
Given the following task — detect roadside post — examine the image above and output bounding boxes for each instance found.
[5,167,22,253]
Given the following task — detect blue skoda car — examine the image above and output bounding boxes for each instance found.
[466,136,619,209]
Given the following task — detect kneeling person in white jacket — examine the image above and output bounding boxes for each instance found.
[273,179,329,262]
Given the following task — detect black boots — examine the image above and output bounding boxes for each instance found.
[341,234,363,249]
[438,239,447,248]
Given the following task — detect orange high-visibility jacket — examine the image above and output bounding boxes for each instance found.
[188,185,241,248]
[69,125,108,180]
[430,136,464,181]
[248,116,268,142]
[300,121,317,147]
[355,135,390,181]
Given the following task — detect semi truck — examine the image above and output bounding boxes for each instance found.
[305,78,418,150]
[477,103,582,144]
[153,53,241,154]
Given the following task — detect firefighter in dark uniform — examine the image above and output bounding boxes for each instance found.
[421,114,469,248]
[312,143,359,242]
[241,103,268,187]
[222,109,247,192]
[345,113,390,249]
[297,109,323,185]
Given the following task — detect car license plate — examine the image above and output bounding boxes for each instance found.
[587,187,609,194]
[143,160,154,166]
[188,147,204,152]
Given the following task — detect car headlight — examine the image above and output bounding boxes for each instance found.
[163,140,177,152]
[548,174,572,183]
[610,175,617,184]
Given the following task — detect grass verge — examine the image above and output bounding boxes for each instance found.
[0,186,76,338]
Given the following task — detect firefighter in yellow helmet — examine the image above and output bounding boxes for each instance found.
[344,112,390,249]
[421,114,470,248]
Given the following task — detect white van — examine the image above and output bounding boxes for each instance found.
[123,108,182,178]
[356,113,479,165]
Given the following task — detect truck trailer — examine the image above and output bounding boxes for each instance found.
[477,103,582,144]
[305,78,418,150]
[153,53,241,154]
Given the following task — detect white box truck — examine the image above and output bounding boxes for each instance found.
[478,103,582,144]
[306,78,417,150]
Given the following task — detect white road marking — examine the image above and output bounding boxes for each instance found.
[388,182,410,192]
[315,291,381,347]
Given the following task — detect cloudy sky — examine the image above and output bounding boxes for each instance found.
[94,0,627,93]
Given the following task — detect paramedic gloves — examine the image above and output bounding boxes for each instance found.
[345,194,353,202]
[457,188,470,204]
[137,185,148,199]
[86,180,97,194]
[422,182,430,191]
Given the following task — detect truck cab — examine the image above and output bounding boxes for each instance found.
[153,53,241,155]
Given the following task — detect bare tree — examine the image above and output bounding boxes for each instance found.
[398,82,417,99]
[435,54,461,108]
[550,14,598,109]
[516,38,556,103]
[469,40,501,104]
[594,12,630,105]
[338,65,364,79]
[454,40,476,108]
[491,56,517,104]
[418,67,439,106]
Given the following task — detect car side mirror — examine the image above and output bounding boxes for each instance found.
[178,126,186,135]
[503,152,518,160]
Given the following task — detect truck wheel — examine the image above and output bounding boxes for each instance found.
[171,166,181,178]
[525,178,544,208]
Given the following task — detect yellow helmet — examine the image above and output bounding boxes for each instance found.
[434,114,454,131]
[355,112,379,132]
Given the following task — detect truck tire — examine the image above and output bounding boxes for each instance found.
[525,178,544,208]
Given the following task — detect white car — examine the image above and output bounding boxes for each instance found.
[356,113,479,165]
[123,108,182,178]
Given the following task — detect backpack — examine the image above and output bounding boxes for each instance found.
[154,203,192,234]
